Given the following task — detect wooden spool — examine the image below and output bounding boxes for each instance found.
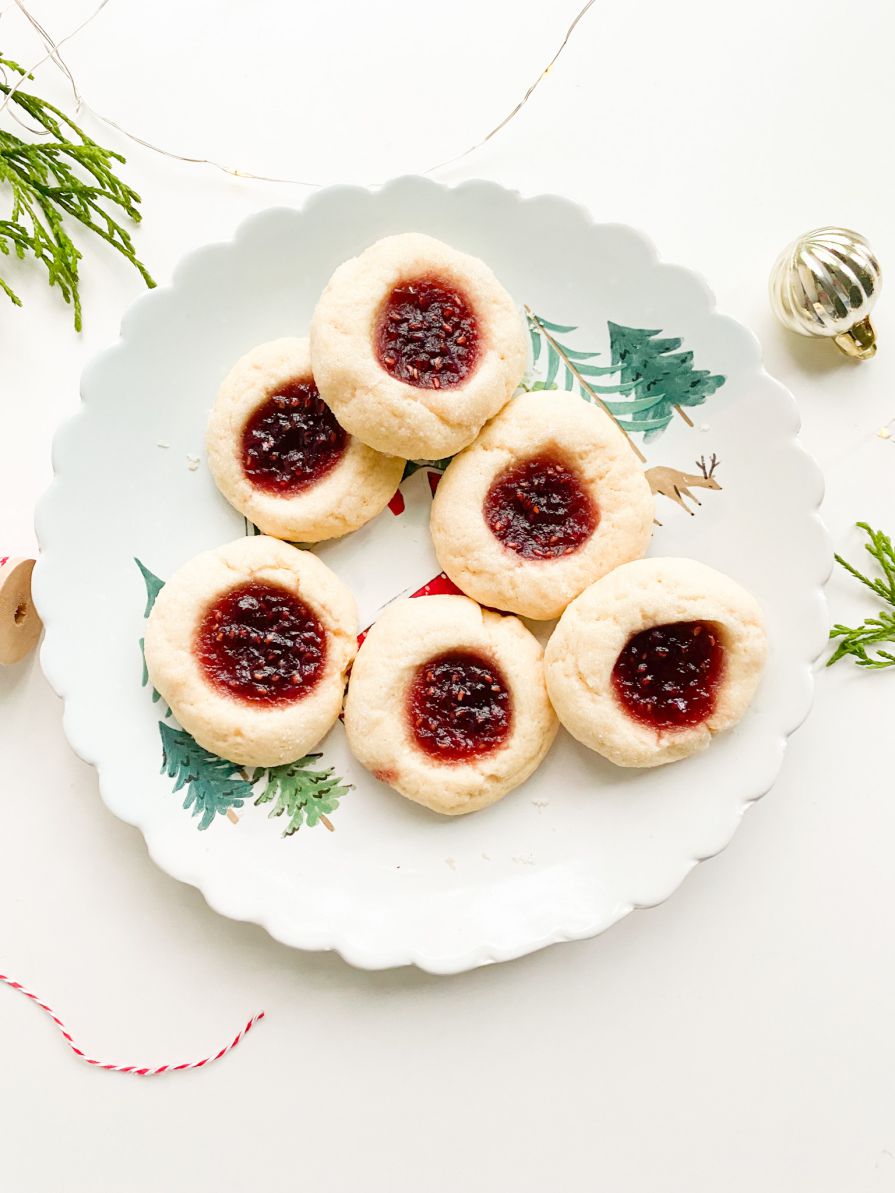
[0,557,42,664]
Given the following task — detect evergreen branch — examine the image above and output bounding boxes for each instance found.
[135,559,167,708]
[255,755,351,837]
[528,323,541,363]
[0,55,154,329]
[525,307,646,462]
[524,308,726,449]
[138,637,166,706]
[536,317,576,333]
[134,557,164,617]
[828,523,895,668]
[835,521,895,604]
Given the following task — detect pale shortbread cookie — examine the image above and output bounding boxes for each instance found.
[544,558,767,768]
[344,595,558,815]
[207,338,404,542]
[309,233,527,460]
[430,391,654,620]
[145,536,357,768]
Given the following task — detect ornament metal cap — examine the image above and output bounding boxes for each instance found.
[769,226,881,360]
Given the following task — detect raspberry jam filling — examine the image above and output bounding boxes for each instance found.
[241,379,347,495]
[407,651,512,762]
[195,582,326,705]
[484,454,598,560]
[612,620,724,730]
[376,278,479,389]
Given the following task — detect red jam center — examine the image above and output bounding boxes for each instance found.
[241,379,347,495]
[484,455,598,560]
[376,278,479,389]
[612,620,724,730]
[195,582,326,705]
[407,651,512,762]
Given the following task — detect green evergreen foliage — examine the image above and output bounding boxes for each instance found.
[829,523,895,668]
[0,54,153,328]
[608,322,725,440]
[159,722,254,830]
[135,557,164,617]
[256,756,351,837]
[525,309,725,441]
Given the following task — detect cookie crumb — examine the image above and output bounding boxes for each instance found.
[157,440,170,449]
[877,426,891,440]
[186,454,200,471]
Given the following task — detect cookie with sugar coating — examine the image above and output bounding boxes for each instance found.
[344,595,558,815]
[207,337,404,543]
[544,557,767,768]
[430,390,654,620]
[144,536,357,768]
[309,233,527,460]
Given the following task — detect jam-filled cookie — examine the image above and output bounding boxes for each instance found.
[309,234,527,460]
[207,338,405,542]
[430,391,654,620]
[544,558,767,767]
[144,536,357,768]
[344,595,557,815]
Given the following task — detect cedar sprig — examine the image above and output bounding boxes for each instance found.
[0,54,154,329]
[828,522,895,668]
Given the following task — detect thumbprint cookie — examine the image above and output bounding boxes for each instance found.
[309,234,526,460]
[430,390,654,620]
[344,594,557,815]
[144,536,357,768]
[544,557,767,767]
[207,337,404,542]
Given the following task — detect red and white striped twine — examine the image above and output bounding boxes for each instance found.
[0,974,265,1076]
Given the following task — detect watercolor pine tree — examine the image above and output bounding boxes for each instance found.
[158,722,254,829]
[607,322,725,441]
[255,756,350,836]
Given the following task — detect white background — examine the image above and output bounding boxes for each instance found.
[2,1,894,1189]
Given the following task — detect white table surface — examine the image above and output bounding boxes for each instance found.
[2,1,894,1189]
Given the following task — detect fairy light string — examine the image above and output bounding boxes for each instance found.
[4,0,598,185]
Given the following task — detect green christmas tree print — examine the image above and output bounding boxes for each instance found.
[135,556,164,616]
[158,721,254,830]
[526,311,638,402]
[523,309,726,448]
[607,322,725,442]
[135,557,166,706]
[255,756,351,837]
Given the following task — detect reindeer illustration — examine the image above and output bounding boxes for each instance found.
[645,454,721,515]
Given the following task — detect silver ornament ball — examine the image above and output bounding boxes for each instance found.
[769,226,881,359]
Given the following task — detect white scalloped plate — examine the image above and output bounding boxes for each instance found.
[33,178,830,973]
